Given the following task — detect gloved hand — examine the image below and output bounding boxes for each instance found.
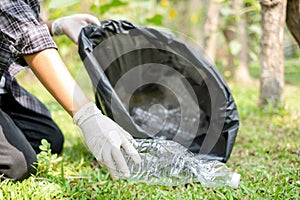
[73,102,141,180]
[51,14,100,44]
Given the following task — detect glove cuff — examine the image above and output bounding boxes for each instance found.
[51,18,64,36]
[73,102,102,125]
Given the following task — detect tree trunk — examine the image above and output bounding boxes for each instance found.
[259,0,287,107]
[223,29,236,73]
[222,0,238,75]
[235,0,252,83]
[203,0,221,63]
[189,0,203,45]
[286,0,300,47]
[177,0,191,37]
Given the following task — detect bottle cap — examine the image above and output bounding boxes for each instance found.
[229,173,241,189]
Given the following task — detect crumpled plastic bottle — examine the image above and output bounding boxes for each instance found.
[120,139,241,188]
[131,106,200,140]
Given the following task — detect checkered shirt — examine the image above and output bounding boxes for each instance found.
[0,0,57,117]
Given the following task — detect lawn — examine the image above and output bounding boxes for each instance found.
[0,60,299,199]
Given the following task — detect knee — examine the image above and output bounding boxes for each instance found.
[1,150,37,181]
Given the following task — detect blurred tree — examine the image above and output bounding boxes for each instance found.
[286,0,300,47]
[189,0,205,45]
[203,0,221,62]
[234,0,252,83]
[161,0,206,52]
[220,0,256,83]
[222,0,238,75]
[245,1,262,63]
[221,0,252,83]
[259,0,287,107]
[176,0,190,35]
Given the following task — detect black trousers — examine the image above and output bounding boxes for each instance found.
[0,93,64,180]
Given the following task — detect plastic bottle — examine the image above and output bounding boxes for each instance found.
[120,139,241,188]
[131,107,181,138]
[131,106,199,140]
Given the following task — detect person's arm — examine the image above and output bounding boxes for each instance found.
[23,48,89,116]
[1,1,140,179]
[33,14,101,113]
[23,48,141,179]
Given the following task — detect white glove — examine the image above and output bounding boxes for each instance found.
[73,102,141,180]
[51,14,100,44]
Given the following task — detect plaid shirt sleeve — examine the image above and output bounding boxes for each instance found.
[0,0,57,117]
[0,0,57,59]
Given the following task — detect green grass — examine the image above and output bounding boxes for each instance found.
[249,59,300,86]
[0,63,299,199]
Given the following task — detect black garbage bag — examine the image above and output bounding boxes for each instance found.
[78,20,239,162]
